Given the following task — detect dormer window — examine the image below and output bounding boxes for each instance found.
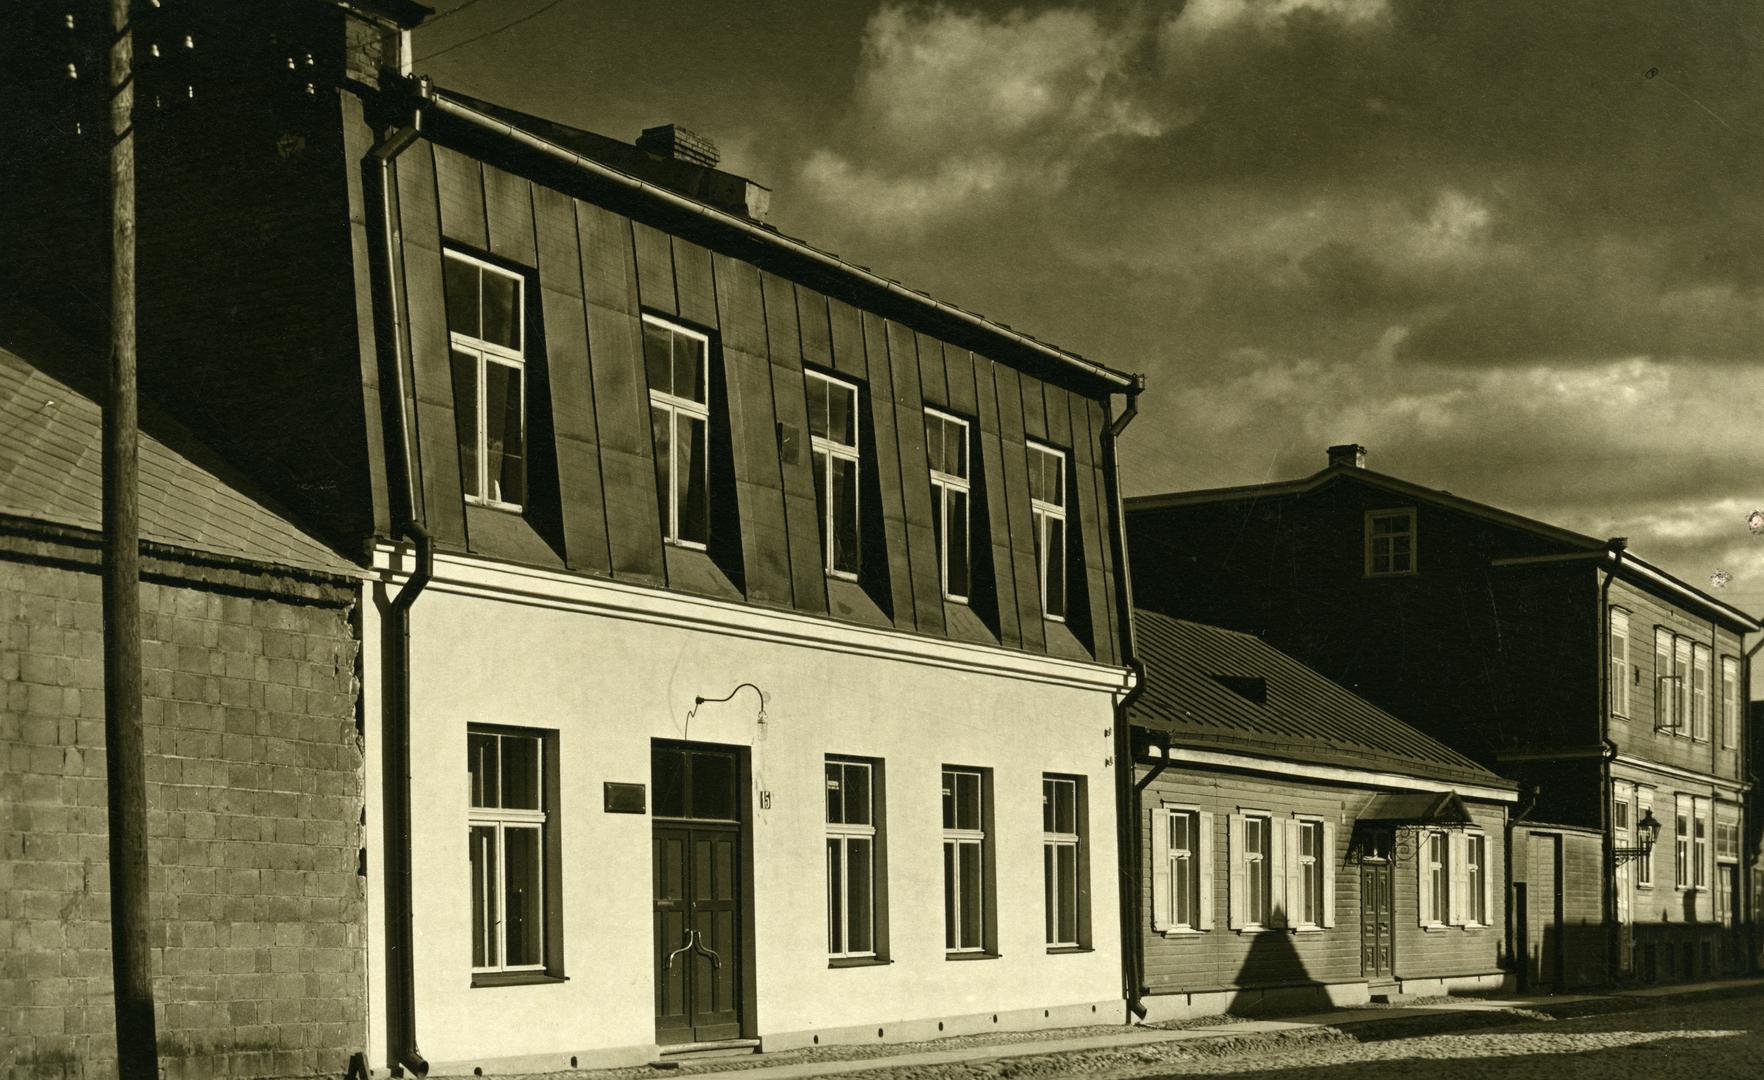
[924,408,971,602]
[805,370,860,578]
[642,314,711,548]
[444,250,526,508]
[1028,442,1067,621]
[1364,508,1415,576]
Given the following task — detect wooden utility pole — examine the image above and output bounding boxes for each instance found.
[103,1,160,1076]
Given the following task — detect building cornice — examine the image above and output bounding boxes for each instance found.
[372,544,1133,694]
[1609,754,1749,796]
[1139,743,1519,804]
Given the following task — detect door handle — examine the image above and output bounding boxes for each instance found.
[690,929,722,970]
[666,929,695,970]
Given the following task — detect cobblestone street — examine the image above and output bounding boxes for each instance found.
[1085,993,1764,1080]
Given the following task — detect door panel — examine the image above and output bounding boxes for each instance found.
[653,744,746,1046]
[1361,862,1392,978]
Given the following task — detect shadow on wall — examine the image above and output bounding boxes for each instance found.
[1225,905,1324,1017]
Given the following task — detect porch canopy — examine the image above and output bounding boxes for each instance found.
[1357,790,1477,828]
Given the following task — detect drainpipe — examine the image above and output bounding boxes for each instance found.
[1598,538,1626,983]
[1744,636,1763,970]
[1100,379,1149,1020]
[371,103,431,1079]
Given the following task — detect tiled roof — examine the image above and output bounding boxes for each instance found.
[1130,610,1512,791]
[0,346,359,577]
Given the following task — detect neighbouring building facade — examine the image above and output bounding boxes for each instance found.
[7,3,1143,1074]
[1128,612,1517,1019]
[1126,445,1758,991]
[0,335,367,1079]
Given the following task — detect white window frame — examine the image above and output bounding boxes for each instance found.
[1674,637,1693,738]
[1693,796,1710,890]
[1655,628,1680,733]
[1027,442,1068,622]
[1295,817,1325,929]
[1042,775,1083,948]
[1675,795,1691,890]
[1151,805,1213,934]
[468,727,548,976]
[1365,508,1416,577]
[941,766,987,954]
[445,249,527,510]
[1716,817,1740,864]
[1609,609,1630,719]
[1419,829,1450,927]
[925,408,971,602]
[1721,656,1740,749]
[1465,831,1490,927]
[1242,813,1273,929]
[806,370,861,580]
[643,313,712,550]
[826,757,879,960]
[1691,644,1711,742]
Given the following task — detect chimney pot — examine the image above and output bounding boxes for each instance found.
[637,123,720,169]
[1327,443,1366,470]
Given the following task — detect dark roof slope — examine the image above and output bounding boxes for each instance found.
[0,346,358,576]
[1131,610,1513,792]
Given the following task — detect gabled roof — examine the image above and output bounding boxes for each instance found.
[0,346,359,577]
[1131,611,1514,792]
[1127,464,1758,633]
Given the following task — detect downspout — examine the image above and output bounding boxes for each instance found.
[1598,538,1626,983]
[370,105,431,1079]
[1101,379,1149,1020]
[1745,635,1763,971]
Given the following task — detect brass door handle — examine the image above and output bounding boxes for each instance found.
[690,929,722,970]
[666,930,695,970]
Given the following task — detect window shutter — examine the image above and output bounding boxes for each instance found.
[1416,836,1431,927]
[1198,811,1215,930]
[1449,831,1469,926]
[1150,808,1171,932]
[1267,816,1287,928]
[1283,818,1303,928]
[1321,819,1337,928]
[1227,813,1246,930]
[1481,834,1494,926]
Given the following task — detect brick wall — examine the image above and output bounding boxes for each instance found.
[1,552,364,1079]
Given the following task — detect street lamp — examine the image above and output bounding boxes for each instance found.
[1615,808,1662,865]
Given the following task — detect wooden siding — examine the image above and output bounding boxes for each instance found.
[1607,578,1746,783]
[1139,765,1506,995]
[389,137,1126,662]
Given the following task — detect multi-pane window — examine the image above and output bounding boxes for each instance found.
[1365,508,1415,576]
[1655,629,1678,732]
[1675,798,1691,888]
[1721,657,1740,749]
[1297,819,1324,928]
[1466,833,1488,926]
[1243,814,1271,927]
[468,727,548,974]
[1609,609,1630,718]
[1028,443,1067,621]
[826,757,877,959]
[445,251,527,507]
[806,372,860,578]
[1691,645,1711,741]
[1717,819,1740,862]
[924,409,971,601]
[1693,798,1710,889]
[1165,810,1201,931]
[1425,831,1449,925]
[941,767,987,953]
[643,314,711,548]
[1674,637,1693,736]
[1042,776,1083,947]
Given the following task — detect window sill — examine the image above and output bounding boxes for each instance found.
[1160,928,1208,937]
[1045,945,1092,955]
[1421,923,1451,933]
[471,971,567,988]
[1291,926,1326,934]
[828,956,891,969]
[1636,883,1655,890]
[945,951,1000,961]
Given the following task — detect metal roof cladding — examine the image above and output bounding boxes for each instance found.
[0,346,359,578]
[1130,610,1514,792]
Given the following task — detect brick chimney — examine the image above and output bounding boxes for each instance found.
[638,124,721,168]
[1327,443,1366,469]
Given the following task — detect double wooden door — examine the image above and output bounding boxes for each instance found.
[1360,860,1393,978]
[652,743,746,1046]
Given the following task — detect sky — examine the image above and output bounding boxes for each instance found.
[418,0,1764,616]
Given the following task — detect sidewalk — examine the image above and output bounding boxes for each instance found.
[614,976,1764,1080]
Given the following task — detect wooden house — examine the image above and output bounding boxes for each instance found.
[1128,613,1518,1018]
[1127,445,1758,990]
[6,3,1144,1073]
